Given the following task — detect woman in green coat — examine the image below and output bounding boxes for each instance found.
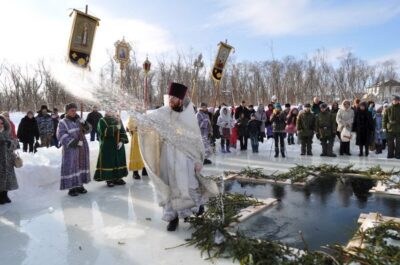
[94,111,129,187]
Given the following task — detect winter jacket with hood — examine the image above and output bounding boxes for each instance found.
[217,107,235,135]
[336,100,354,132]
[0,115,18,191]
[255,104,267,133]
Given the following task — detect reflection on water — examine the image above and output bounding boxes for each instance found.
[227,177,400,251]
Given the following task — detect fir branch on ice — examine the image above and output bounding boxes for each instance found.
[224,164,400,187]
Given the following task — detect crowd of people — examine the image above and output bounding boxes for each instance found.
[1,85,400,231]
[196,95,400,163]
[0,82,214,232]
[0,103,144,200]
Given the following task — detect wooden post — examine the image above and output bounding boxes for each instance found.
[144,73,148,110]
[213,81,221,108]
[191,76,197,106]
[191,65,200,106]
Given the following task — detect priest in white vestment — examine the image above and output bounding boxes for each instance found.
[138,82,218,231]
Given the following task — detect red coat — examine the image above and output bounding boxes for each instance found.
[230,126,238,148]
[8,120,17,139]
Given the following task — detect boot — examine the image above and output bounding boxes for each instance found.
[221,143,226,153]
[2,191,10,203]
[327,146,337,157]
[359,146,363,156]
[133,171,141,180]
[0,191,6,204]
[340,143,344,155]
[375,144,382,154]
[345,143,351,155]
[106,181,115,187]
[321,142,327,156]
[307,142,313,156]
[167,217,179,231]
[114,178,126,185]
[274,150,279,158]
[76,186,87,194]
[203,159,212,165]
[142,167,148,176]
[281,149,285,158]
[365,146,369,157]
[68,188,79,197]
[301,141,306,155]
[226,146,231,153]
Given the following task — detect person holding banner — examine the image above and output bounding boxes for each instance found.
[57,103,91,197]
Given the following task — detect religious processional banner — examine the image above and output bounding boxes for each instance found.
[211,42,234,81]
[68,10,100,68]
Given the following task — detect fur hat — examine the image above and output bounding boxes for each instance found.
[320,103,328,109]
[65,103,78,112]
[38,105,50,113]
[168,82,188,100]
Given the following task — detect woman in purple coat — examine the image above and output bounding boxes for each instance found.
[57,103,91,197]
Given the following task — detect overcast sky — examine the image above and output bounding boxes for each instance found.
[1,0,400,71]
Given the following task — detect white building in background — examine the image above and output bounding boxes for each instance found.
[366,79,400,102]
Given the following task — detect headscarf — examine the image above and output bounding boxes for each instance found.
[340,99,351,110]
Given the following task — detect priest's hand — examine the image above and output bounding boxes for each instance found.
[195,163,203,173]
[117,142,123,150]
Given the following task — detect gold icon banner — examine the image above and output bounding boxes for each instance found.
[68,9,100,68]
[212,42,234,81]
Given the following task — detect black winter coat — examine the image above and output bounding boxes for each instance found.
[248,120,261,137]
[86,111,103,130]
[212,109,221,139]
[237,117,249,137]
[17,116,39,143]
[235,106,250,120]
[353,109,374,146]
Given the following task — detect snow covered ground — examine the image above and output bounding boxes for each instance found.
[1,112,399,265]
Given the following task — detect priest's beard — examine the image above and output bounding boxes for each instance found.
[170,102,183,112]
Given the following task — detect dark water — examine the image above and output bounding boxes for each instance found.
[226,177,400,251]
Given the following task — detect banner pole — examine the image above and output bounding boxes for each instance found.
[213,80,221,108]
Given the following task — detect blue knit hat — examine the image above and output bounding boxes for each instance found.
[274,102,282,110]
